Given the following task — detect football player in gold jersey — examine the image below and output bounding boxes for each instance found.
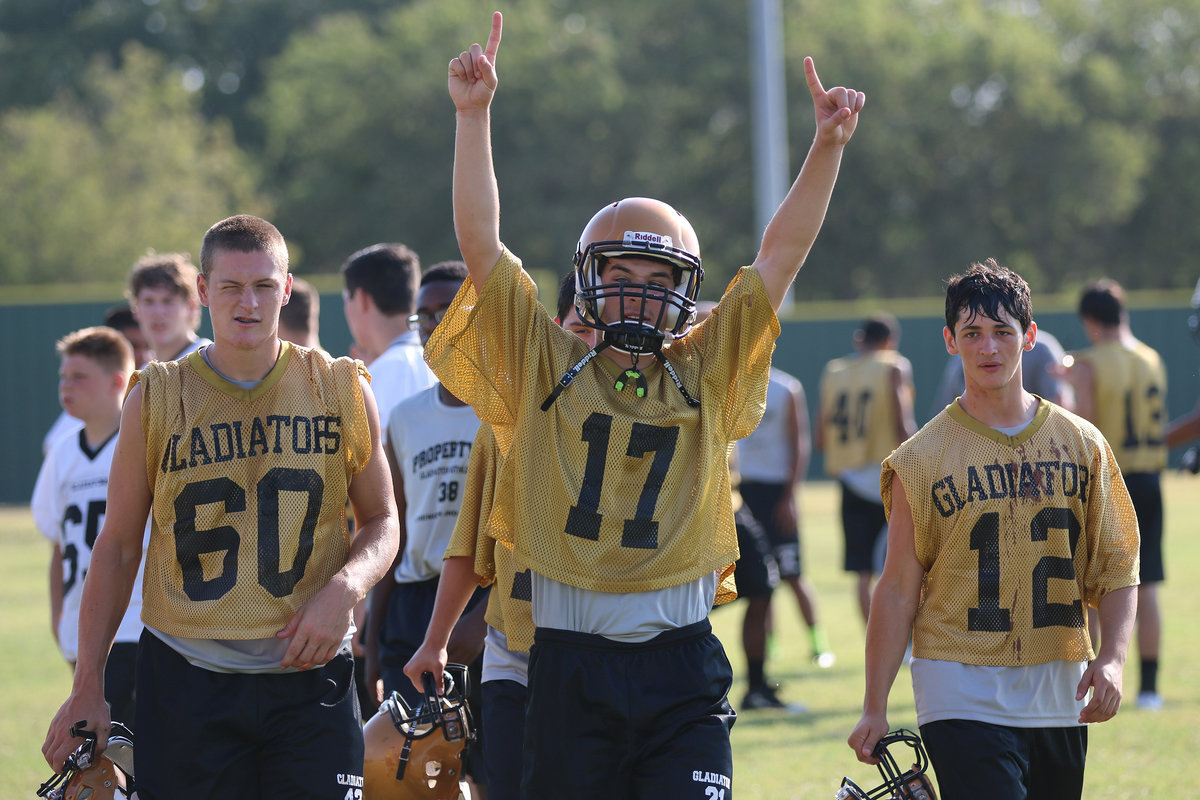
[848,259,1140,800]
[433,12,863,798]
[818,313,917,624]
[1069,279,1167,709]
[43,214,400,799]
[404,273,597,800]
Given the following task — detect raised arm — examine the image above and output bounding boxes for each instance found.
[753,58,864,310]
[450,11,505,290]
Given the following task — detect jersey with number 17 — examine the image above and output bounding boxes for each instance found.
[426,250,778,599]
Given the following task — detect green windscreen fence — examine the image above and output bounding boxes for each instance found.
[3,297,1198,504]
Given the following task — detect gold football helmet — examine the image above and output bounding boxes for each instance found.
[573,197,703,354]
[38,721,135,800]
[363,665,475,800]
[838,729,938,800]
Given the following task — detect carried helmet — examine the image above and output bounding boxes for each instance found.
[837,729,938,800]
[573,197,703,355]
[38,721,136,800]
[363,665,475,800]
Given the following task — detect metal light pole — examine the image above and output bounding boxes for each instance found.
[749,0,792,310]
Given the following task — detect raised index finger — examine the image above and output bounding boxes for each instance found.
[484,11,503,65]
[803,56,825,99]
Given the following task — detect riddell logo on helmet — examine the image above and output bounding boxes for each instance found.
[624,230,673,249]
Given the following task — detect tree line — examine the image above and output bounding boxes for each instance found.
[1,0,1197,300]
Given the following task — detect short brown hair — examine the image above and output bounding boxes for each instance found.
[200,214,289,277]
[127,252,199,303]
[944,258,1033,335]
[57,326,134,376]
[1078,279,1126,328]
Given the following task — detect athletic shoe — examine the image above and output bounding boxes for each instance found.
[741,684,806,713]
[812,650,836,669]
[1137,691,1163,710]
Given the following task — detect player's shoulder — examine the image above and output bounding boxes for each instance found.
[769,367,802,391]
[385,383,440,431]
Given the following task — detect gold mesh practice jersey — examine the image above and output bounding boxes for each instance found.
[426,250,778,597]
[820,350,911,475]
[135,343,372,639]
[883,400,1140,667]
[1074,340,1167,473]
[444,423,537,653]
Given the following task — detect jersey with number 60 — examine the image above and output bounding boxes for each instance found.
[135,343,371,639]
[883,400,1140,667]
[426,250,777,599]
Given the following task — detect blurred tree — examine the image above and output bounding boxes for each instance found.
[1,0,1198,296]
[0,42,266,284]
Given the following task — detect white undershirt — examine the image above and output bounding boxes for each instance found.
[530,570,718,642]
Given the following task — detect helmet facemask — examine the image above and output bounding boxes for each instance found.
[837,729,938,800]
[362,665,475,800]
[38,722,136,800]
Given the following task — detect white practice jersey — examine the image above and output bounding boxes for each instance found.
[736,368,802,484]
[369,331,438,424]
[387,385,481,584]
[31,428,150,661]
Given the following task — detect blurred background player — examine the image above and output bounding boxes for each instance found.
[340,242,436,419]
[405,272,598,800]
[277,276,322,349]
[366,261,489,794]
[41,302,153,455]
[737,365,834,669]
[1165,276,1200,463]
[818,313,917,624]
[1068,278,1167,709]
[127,251,210,362]
[31,326,150,730]
[102,303,153,369]
[692,298,791,713]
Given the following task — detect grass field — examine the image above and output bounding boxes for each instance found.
[3,477,1198,798]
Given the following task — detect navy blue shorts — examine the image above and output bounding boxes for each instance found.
[482,678,526,800]
[134,629,364,800]
[732,504,779,598]
[523,620,736,799]
[840,484,887,573]
[740,481,804,578]
[104,640,138,729]
[921,719,1087,800]
[1123,471,1164,583]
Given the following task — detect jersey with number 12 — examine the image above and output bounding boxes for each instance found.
[883,400,1140,667]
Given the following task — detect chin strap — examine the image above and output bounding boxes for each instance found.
[541,341,700,411]
[541,341,612,411]
[655,350,701,407]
